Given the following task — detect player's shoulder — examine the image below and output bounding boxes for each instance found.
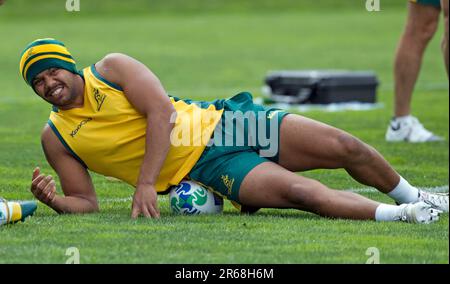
[41,123,53,140]
[94,53,136,86]
[41,124,58,147]
[41,124,67,154]
[96,53,134,69]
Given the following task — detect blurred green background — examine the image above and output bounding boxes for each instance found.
[1,0,447,102]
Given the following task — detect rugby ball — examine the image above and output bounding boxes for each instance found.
[169,180,223,215]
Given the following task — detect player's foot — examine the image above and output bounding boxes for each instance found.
[398,202,442,224]
[385,116,444,143]
[0,199,37,225]
[418,190,449,213]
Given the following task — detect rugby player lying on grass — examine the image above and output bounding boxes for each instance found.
[21,38,448,224]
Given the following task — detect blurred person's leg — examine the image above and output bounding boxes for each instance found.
[394,2,439,117]
[386,1,443,142]
[441,0,449,76]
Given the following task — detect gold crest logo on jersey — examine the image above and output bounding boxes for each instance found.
[93,88,106,111]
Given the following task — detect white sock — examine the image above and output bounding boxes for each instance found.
[387,176,419,204]
[375,203,405,222]
[393,115,412,122]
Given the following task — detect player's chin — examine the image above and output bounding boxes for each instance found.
[54,88,71,105]
[46,94,66,107]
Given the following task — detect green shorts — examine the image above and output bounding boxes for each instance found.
[188,92,289,205]
[410,0,441,8]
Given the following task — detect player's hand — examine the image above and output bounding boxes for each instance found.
[30,167,57,205]
[131,183,160,219]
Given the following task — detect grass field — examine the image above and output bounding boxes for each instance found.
[0,1,448,264]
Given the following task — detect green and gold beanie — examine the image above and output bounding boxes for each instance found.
[19,38,78,86]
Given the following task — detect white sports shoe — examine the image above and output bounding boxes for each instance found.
[418,190,449,213]
[398,202,442,224]
[385,116,444,143]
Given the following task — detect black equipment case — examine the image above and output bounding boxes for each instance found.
[264,70,379,104]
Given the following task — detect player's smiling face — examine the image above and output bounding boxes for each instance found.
[32,68,81,109]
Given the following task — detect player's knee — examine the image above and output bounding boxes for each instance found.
[406,19,438,44]
[419,20,439,43]
[336,134,371,163]
[287,181,327,210]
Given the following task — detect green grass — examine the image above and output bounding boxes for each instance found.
[0,2,448,263]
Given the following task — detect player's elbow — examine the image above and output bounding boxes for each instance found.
[57,197,99,215]
[166,103,176,122]
[87,201,100,213]
[83,196,100,213]
[149,103,176,125]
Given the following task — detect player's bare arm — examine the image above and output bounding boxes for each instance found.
[31,125,98,214]
[95,53,176,219]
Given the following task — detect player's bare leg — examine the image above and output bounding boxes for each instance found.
[442,0,449,76]
[238,162,441,223]
[278,114,399,193]
[240,162,379,220]
[276,114,448,212]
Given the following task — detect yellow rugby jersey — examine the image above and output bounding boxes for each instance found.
[48,65,223,191]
